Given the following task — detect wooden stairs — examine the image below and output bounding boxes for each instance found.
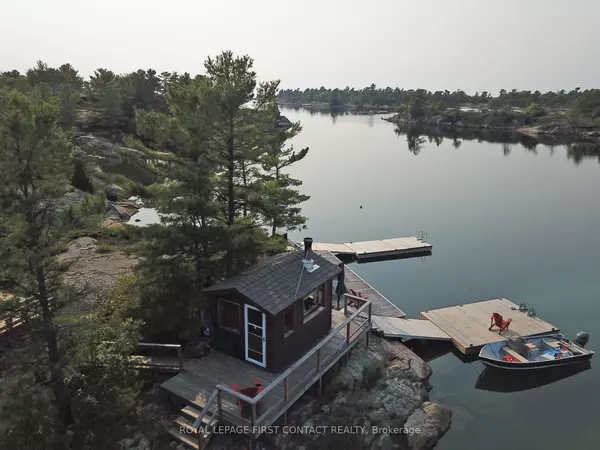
[167,397,219,449]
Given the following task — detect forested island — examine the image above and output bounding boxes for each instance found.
[0,56,451,450]
[278,86,600,140]
[0,54,312,449]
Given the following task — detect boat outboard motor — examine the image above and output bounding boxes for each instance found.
[575,331,589,347]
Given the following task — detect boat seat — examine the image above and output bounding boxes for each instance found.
[502,347,528,362]
[543,339,561,349]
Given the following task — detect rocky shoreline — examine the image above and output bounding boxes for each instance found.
[384,114,600,143]
[58,236,450,450]
[63,132,452,450]
[205,334,451,450]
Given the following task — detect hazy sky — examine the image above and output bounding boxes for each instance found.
[1,0,598,93]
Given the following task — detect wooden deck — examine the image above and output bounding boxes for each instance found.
[372,316,451,341]
[161,305,371,437]
[310,236,432,262]
[318,250,406,318]
[420,298,559,354]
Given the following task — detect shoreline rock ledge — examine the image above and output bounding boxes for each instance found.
[211,334,452,450]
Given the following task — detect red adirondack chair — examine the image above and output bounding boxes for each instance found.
[349,289,368,307]
[488,313,512,334]
[236,380,263,418]
[233,380,262,406]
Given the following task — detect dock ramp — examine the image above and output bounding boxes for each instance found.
[317,250,406,318]
[372,316,451,341]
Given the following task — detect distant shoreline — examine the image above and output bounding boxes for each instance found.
[383,113,600,143]
[277,101,396,115]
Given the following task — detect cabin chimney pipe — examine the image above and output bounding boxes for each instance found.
[303,237,313,257]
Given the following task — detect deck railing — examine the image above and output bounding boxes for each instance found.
[102,341,184,372]
[0,296,55,335]
[135,342,184,371]
[209,294,372,436]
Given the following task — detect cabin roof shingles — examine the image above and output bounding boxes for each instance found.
[203,251,341,315]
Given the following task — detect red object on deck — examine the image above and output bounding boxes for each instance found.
[489,313,512,334]
[236,380,263,418]
[235,381,263,407]
[503,355,518,362]
[349,289,368,307]
[350,289,367,299]
[240,387,261,397]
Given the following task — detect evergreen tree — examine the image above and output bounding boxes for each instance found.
[25,62,83,128]
[126,78,224,337]
[202,51,280,275]
[260,121,310,237]
[0,89,74,438]
[408,89,427,118]
[87,69,129,130]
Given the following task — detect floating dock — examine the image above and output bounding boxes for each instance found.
[317,250,406,318]
[420,298,559,354]
[309,236,432,262]
[372,316,451,341]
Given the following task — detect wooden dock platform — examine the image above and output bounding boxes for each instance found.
[309,236,432,262]
[372,316,451,341]
[317,250,406,318]
[420,298,559,354]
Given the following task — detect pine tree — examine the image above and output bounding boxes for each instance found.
[128,78,224,337]
[0,89,74,436]
[260,120,310,237]
[87,69,129,130]
[201,51,280,275]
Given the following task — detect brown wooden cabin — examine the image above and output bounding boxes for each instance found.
[203,238,342,372]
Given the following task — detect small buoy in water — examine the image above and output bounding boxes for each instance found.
[135,219,141,222]
[360,205,363,209]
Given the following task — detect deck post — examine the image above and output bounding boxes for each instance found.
[176,345,184,371]
[316,348,321,372]
[344,293,348,316]
[318,377,323,396]
[337,261,344,310]
[346,322,351,343]
[217,389,223,421]
[251,402,257,428]
[283,377,289,401]
[366,302,372,347]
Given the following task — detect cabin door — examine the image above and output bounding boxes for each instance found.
[244,304,267,368]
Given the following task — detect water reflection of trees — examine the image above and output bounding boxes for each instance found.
[406,130,426,155]
[284,105,382,122]
[566,142,600,165]
[394,125,600,165]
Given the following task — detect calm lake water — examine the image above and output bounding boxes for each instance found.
[282,108,600,450]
